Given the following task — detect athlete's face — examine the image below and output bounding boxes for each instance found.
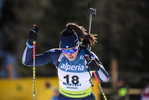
[62,46,79,61]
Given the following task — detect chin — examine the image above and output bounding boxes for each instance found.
[68,58,75,61]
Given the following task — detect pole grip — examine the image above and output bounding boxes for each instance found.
[33,41,36,59]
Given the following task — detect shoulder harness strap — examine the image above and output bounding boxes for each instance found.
[85,50,94,87]
[57,53,64,67]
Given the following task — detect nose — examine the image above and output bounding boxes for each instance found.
[67,52,72,55]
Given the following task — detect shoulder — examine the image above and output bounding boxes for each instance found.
[46,48,61,54]
[45,48,62,58]
[47,48,61,52]
[79,47,98,59]
[86,50,98,59]
[45,48,62,65]
[84,49,100,63]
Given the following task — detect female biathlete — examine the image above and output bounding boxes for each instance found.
[22,22,109,100]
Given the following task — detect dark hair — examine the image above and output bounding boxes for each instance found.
[61,29,74,37]
[60,22,97,49]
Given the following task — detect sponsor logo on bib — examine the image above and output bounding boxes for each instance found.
[60,63,85,71]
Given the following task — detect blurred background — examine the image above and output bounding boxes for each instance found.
[0,0,149,100]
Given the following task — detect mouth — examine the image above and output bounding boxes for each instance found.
[68,56,74,59]
[67,55,74,60]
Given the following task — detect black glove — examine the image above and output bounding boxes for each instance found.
[28,24,38,45]
[87,59,100,71]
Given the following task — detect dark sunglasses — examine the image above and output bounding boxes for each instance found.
[62,45,79,54]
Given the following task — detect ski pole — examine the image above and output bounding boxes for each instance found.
[87,3,108,100]
[33,24,36,100]
[93,71,107,100]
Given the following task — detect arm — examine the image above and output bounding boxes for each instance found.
[95,63,109,82]
[22,41,61,67]
[22,25,61,67]
[22,44,48,66]
[87,51,109,82]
